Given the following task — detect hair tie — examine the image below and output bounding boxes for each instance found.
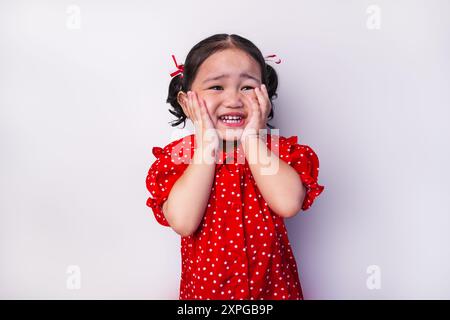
[170,54,184,78]
[169,52,281,78]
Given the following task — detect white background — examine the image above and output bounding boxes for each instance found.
[1,0,449,299]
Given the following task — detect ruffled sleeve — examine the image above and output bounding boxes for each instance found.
[277,135,325,211]
[145,140,191,227]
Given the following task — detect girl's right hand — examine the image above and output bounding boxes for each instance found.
[186,91,220,157]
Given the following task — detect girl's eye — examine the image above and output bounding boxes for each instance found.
[208,86,254,91]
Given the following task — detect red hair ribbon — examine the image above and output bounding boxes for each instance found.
[170,54,184,78]
[264,54,281,64]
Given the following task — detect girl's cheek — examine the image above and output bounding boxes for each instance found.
[198,95,212,110]
[201,96,216,111]
[241,91,255,104]
[198,97,214,115]
[198,92,211,103]
[208,106,218,118]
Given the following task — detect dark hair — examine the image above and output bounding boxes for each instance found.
[166,33,278,129]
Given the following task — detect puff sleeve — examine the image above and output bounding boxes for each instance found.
[145,144,190,227]
[278,135,325,211]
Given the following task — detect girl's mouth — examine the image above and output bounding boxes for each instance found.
[218,115,245,127]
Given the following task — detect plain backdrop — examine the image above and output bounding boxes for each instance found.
[1,0,449,299]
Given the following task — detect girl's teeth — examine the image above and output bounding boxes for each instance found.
[223,119,240,123]
[220,116,242,120]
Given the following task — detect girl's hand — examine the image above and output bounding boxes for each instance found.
[186,91,220,155]
[240,84,272,143]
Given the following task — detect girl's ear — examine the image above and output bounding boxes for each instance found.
[177,91,189,119]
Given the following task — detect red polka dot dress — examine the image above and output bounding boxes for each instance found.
[145,133,324,300]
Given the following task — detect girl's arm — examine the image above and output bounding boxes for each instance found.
[242,135,306,218]
[162,147,216,237]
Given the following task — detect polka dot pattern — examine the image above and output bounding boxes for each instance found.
[145,134,325,300]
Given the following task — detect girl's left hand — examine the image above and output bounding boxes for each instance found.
[240,84,272,143]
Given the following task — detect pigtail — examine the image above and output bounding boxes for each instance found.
[265,63,279,129]
[166,74,188,128]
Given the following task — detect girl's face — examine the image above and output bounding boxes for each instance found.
[178,48,263,142]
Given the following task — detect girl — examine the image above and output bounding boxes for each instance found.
[145,34,324,300]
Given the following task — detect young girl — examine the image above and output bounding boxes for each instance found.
[145,34,325,300]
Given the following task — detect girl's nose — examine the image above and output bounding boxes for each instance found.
[223,90,245,108]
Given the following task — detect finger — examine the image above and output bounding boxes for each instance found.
[185,91,193,120]
[188,91,199,123]
[261,84,269,98]
[241,92,258,110]
[199,96,208,121]
[249,91,261,115]
[185,91,192,119]
[192,92,202,120]
[260,84,272,115]
[254,87,267,115]
[199,97,216,132]
[202,98,216,127]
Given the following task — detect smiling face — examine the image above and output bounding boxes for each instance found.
[178,48,263,142]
